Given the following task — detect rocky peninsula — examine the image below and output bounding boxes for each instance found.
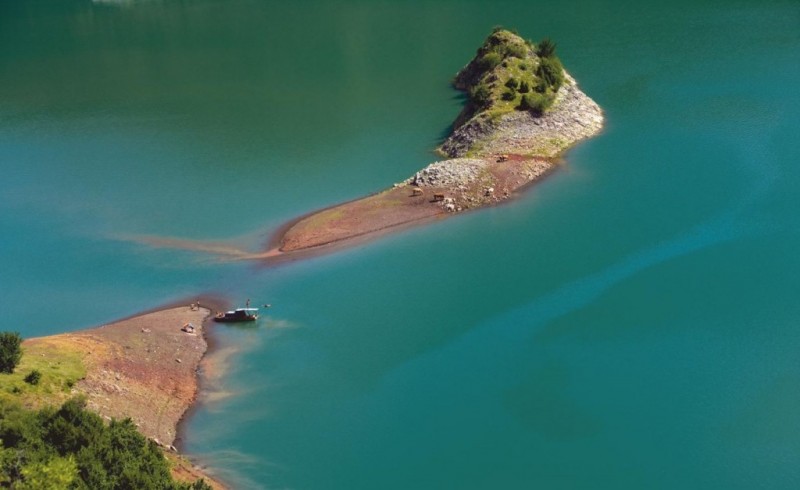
[270,29,603,256]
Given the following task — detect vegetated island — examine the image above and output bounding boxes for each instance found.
[269,28,603,256]
[0,303,227,489]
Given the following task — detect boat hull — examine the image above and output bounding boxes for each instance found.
[213,315,257,323]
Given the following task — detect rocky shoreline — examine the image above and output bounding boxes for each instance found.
[399,71,603,215]
[439,73,603,159]
[22,304,227,489]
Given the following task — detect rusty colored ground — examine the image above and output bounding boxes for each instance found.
[71,306,208,446]
[25,305,226,488]
[275,155,554,255]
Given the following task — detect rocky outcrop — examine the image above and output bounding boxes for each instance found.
[440,73,603,159]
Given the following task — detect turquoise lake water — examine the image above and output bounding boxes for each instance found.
[2,0,800,488]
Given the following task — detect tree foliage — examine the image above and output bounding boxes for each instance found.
[505,42,527,59]
[0,332,22,374]
[24,370,41,386]
[519,92,554,116]
[456,28,568,120]
[0,397,212,489]
[477,51,503,71]
[536,38,557,58]
[469,82,492,106]
[536,56,565,92]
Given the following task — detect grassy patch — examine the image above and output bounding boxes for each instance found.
[0,337,86,409]
[457,29,564,123]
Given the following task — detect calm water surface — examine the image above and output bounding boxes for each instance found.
[2,0,799,488]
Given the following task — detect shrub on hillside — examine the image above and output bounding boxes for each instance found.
[478,51,503,71]
[536,38,557,58]
[519,92,553,116]
[0,332,22,374]
[23,370,40,385]
[469,82,492,106]
[505,43,527,59]
[536,56,565,91]
[534,77,549,93]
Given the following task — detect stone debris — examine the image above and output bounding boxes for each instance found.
[390,72,603,217]
[407,158,488,189]
[439,73,604,158]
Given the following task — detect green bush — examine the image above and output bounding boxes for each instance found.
[0,397,211,489]
[24,370,40,385]
[534,77,549,93]
[0,332,22,374]
[469,82,492,106]
[536,38,557,58]
[536,56,565,91]
[519,92,553,116]
[505,43,527,59]
[478,51,503,71]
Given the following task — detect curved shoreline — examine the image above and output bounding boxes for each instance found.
[23,297,229,488]
[260,157,565,265]
[172,296,228,450]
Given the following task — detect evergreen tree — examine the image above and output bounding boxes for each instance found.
[0,332,22,374]
[536,38,557,58]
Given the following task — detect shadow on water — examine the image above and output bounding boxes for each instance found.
[436,92,470,144]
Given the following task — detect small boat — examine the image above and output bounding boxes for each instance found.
[213,307,259,323]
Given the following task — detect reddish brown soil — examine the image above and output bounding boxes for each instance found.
[71,306,209,446]
[280,186,448,251]
[30,305,226,488]
[272,155,554,256]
